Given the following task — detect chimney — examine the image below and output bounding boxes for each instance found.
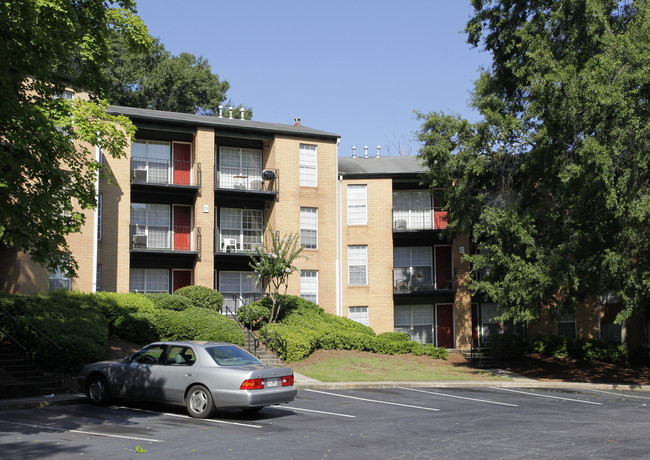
[240,107,245,120]
[376,145,381,158]
[352,146,356,158]
[228,106,234,119]
[294,117,301,127]
[218,105,223,118]
[364,145,368,158]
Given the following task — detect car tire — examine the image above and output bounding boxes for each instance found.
[87,374,111,406]
[185,385,215,419]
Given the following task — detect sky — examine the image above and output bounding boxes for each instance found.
[135,1,492,157]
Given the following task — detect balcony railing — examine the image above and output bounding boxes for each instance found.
[215,229,263,254]
[131,157,201,187]
[392,208,448,231]
[393,267,455,292]
[215,167,278,192]
[130,225,201,252]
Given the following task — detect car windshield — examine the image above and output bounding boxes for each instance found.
[207,345,262,366]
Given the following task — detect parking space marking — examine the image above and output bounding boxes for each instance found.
[271,406,356,418]
[586,389,650,400]
[489,387,603,405]
[399,387,519,407]
[304,389,439,411]
[0,420,164,443]
[162,412,263,428]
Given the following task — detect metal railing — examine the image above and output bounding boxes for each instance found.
[393,267,456,292]
[215,167,278,193]
[130,157,201,187]
[392,208,448,231]
[130,225,201,252]
[214,229,263,254]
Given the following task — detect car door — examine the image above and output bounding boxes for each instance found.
[124,344,166,400]
[156,345,197,403]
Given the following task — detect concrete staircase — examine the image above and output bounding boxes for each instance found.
[0,343,64,398]
[459,348,498,369]
[240,327,285,366]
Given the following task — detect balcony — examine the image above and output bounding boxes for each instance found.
[392,208,448,231]
[130,225,201,253]
[214,229,263,255]
[393,268,455,293]
[215,167,278,195]
[131,157,201,187]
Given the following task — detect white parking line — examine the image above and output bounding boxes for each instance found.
[304,389,439,411]
[399,387,519,407]
[0,420,164,443]
[489,387,603,405]
[162,412,263,428]
[586,389,650,400]
[271,406,356,418]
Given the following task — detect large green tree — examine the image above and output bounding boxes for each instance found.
[418,0,650,324]
[0,0,150,275]
[103,34,252,118]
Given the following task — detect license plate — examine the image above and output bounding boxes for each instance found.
[265,378,279,388]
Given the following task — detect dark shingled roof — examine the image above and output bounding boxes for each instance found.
[108,106,340,140]
[338,155,427,178]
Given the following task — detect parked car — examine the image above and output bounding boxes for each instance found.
[78,341,297,418]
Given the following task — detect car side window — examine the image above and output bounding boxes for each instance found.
[131,345,166,365]
[164,346,196,366]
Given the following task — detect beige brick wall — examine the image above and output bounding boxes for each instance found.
[193,128,215,288]
[453,234,472,348]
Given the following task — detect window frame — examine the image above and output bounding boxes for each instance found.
[347,184,368,226]
[299,144,318,186]
[349,306,369,327]
[300,270,319,304]
[300,207,318,249]
[348,245,368,286]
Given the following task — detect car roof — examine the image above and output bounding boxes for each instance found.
[147,341,239,348]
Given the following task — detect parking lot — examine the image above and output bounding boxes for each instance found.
[0,386,649,459]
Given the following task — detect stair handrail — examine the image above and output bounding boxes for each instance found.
[0,325,29,381]
[260,324,287,362]
[223,296,260,355]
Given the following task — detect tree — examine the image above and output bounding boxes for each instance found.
[103,34,253,118]
[0,0,150,275]
[248,228,303,323]
[418,1,650,324]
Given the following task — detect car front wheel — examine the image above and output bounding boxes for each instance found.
[186,385,215,419]
[87,375,111,406]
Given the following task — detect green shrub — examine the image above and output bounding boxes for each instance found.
[490,334,527,361]
[262,323,313,362]
[370,332,414,354]
[145,293,193,311]
[93,292,157,342]
[532,334,626,364]
[174,285,224,312]
[151,307,244,345]
[111,312,158,343]
[237,302,271,328]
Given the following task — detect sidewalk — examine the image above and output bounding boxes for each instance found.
[1,372,648,411]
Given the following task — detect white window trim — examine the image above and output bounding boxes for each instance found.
[299,144,318,186]
[348,245,368,286]
[300,270,319,304]
[300,207,318,249]
[347,184,368,226]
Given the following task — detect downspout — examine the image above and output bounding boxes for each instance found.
[91,145,100,293]
[335,138,341,317]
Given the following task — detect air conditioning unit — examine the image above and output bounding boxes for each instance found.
[132,169,147,182]
[132,234,147,248]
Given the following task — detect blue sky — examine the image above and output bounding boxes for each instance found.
[135,1,491,157]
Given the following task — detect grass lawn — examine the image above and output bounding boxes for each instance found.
[289,350,511,382]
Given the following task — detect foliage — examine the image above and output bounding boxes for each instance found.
[418,1,650,325]
[237,302,271,328]
[93,292,157,342]
[531,334,626,364]
[103,34,252,118]
[0,0,150,275]
[174,285,223,312]
[248,228,303,323]
[151,307,244,346]
[145,293,193,311]
[489,334,527,361]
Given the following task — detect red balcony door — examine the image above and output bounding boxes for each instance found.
[173,206,191,251]
[436,304,454,348]
[435,245,452,289]
[173,270,192,292]
[173,143,191,185]
[433,196,448,229]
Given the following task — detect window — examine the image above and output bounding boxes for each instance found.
[394,305,434,344]
[130,268,169,293]
[348,245,368,285]
[558,309,576,339]
[131,203,171,249]
[49,269,71,291]
[96,264,102,292]
[349,306,369,327]
[299,144,317,186]
[54,90,74,100]
[393,190,433,230]
[480,303,500,346]
[164,346,196,366]
[97,194,102,241]
[393,247,433,291]
[219,208,263,252]
[347,185,367,225]
[300,271,318,304]
[218,271,262,311]
[131,140,171,184]
[219,147,262,190]
[300,207,318,249]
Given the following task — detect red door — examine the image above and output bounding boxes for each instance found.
[433,195,448,229]
[173,143,191,185]
[173,206,191,251]
[173,270,192,292]
[436,304,454,348]
[435,245,453,289]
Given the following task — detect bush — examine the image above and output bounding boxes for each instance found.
[145,293,194,311]
[94,292,157,342]
[490,334,527,361]
[531,334,626,364]
[370,332,414,355]
[151,307,244,345]
[237,302,271,328]
[174,285,224,312]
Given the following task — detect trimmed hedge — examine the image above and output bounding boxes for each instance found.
[531,334,626,364]
[151,307,244,346]
[145,293,194,311]
[174,285,224,312]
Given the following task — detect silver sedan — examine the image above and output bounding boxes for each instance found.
[78,341,297,418]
